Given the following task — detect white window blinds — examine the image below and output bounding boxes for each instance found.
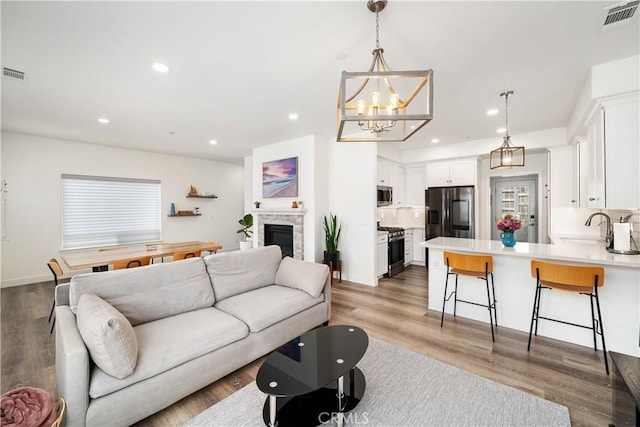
[62,174,161,249]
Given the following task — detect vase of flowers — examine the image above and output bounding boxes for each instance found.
[496,214,523,247]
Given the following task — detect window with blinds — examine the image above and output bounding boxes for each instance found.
[62,174,161,250]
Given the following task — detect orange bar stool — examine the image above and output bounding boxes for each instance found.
[528,260,608,374]
[441,251,497,341]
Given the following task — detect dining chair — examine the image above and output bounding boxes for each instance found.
[47,258,68,334]
[441,251,497,341]
[528,260,609,374]
[113,256,151,270]
[173,250,202,261]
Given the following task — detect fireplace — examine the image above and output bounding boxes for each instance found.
[264,224,294,258]
[254,209,305,260]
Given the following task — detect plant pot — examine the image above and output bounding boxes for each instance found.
[323,251,340,268]
[239,241,253,251]
[500,232,516,247]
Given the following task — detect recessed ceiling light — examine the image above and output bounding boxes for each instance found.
[209,139,217,145]
[152,63,170,73]
[97,117,110,124]
[410,125,416,130]
[431,138,439,144]
[496,128,507,133]
[487,108,499,116]
[288,113,299,120]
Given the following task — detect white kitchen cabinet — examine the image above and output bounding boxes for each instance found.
[377,159,390,185]
[412,228,425,265]
[405,166,426,206]
[548,146,577,208]
[426,159,476,187]
[377,232,388,278]
[404,229,413,266]
[577,138,589,208]
[581,93,640,209]
[393,164,406,206]
[604,95,639,209]
[377,159,405,205]
[586,106,606,209]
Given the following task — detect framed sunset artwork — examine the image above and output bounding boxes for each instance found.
[262,157,298,198]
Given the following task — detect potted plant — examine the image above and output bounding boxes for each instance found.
[323,213,341,267]
[237,213,254,250]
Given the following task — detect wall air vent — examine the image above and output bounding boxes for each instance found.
[603,1,639,29]
[3,67,27,82]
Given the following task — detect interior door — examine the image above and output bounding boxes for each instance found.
[491,176,538,243]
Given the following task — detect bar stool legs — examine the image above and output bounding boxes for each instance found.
[527,260,609,375]
[441,252,497,342]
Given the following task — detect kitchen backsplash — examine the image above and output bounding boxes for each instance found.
[378,207,425,228]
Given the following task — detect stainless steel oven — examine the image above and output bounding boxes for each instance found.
[378,226,405,277]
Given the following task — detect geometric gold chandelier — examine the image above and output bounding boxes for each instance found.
[337,0,433,142]
[490,90,525,169]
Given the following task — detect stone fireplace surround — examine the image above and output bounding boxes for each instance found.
[253,208,305,260]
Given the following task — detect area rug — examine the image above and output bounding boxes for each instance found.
[185,337,570,426]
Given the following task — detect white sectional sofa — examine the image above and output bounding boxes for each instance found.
[54,245,331,426]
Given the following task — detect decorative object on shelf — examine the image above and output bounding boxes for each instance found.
[170,203,176,216]
[292,201,298,208]
[262,157,298,198]
[254,201,261,208]
[490,90,525,169]
[323,213,342,267]
[188,185,199,196]
[297,200,304,207]
[194,207,200,215]
[337,0,433,143]
[237,213,253,250]
[496,214,523,247]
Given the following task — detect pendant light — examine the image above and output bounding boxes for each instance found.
[336,0,433,142]
[490,90,525,169]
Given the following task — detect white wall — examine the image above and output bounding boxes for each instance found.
[249,135,377,286]
[1,131,244,287]
[251,135,323,262]
[329,138,377,286]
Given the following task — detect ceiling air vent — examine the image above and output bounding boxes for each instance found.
[603,1,639,29]
[3,67,27,82]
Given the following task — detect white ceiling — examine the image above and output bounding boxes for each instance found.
[2,1,639,164]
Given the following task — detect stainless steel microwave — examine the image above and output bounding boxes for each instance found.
[377,185,392,206]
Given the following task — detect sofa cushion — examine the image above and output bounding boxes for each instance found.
[215,285,324,333]
[89,307,248,398]
[70,257,214,326]
[77,294,138,379]
[275,256,329,298]
[204,245,282,301]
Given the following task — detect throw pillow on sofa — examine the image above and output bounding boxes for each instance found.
[77,293,138,379]
[275,256,329,298]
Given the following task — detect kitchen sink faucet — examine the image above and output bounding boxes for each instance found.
[584,212,613,250]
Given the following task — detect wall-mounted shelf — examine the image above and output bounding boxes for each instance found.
[168,213,201,217]
[187,195,217,199]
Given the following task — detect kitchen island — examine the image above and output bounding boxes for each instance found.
[420,237,640,356]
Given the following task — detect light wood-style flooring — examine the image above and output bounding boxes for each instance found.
[1,265,613,426]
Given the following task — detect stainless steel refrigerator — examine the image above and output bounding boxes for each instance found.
[425,186,475,240]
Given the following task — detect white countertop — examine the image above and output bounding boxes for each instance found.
[420,237,640,268]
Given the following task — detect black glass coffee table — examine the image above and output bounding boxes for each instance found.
[256,325,368,427]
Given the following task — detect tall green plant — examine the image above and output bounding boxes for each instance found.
[323,213,341,254]
[236,213,253,239]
